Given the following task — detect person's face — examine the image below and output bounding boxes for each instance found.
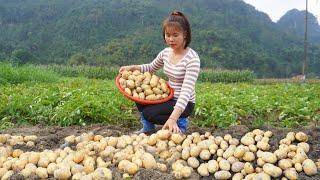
[164,25,185,50]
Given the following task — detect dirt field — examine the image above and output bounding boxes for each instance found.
[1,124,319,180]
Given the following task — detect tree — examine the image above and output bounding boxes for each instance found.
[68,53,87,65]
[11,49,37,65]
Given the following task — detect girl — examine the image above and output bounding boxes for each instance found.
[119,10,200,133]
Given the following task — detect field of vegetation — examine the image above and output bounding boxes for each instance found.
[0,63,319,130]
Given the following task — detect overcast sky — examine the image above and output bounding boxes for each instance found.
[243,0,320,23]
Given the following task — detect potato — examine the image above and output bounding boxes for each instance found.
[0,135,7,144]
[219,159,230,171]
[171,134,185,144]
[229,138,239,146]
[93,167,112,180]
[157,129,171,140]
[227,156,238,164]
[232,173,244,180]
[220,140,229,150]
[181,148,190,160]
[253,129,264,136]
[286,132,296,141]
[244,162,255,174]
[209,143,218,154]
[12,149,23,158]
[248,144,257,152]
[297,142,310,153]
[159,150,171,160]
[38,157,50,168]
[287,151,301,159]
[181,166,193,178]
[20,168,33,178]
[150,75,160,87]
[25,141,35,147]
[253,172,271,180]
[263,163,282,178]
[280,138,292,145]
[36,167,48,179]
[289,144,298,152]
[152,87,163,95]
[274,149,288,160]
[124,88,132,96]
[284,168,298,180]
[173,170,183,179]
[146,94,157,101]
[160,83,168,93]
[241,136,255,146]
[256,141,270,151]
[223,145,236,159]
[132,70,141,76]
[121,70,130,79]
[190,146,201,157]
[187,157,200,169]
[243,151,255,162]
[197,163,209,177]
[119,77,127,88]
[302,159,318,176]
[24,135,37,142]
[234,146,246,158]
[295,132,308,142]
[214,170,231,180]
[1,170,13,180]
[254,134,263,142]
[278,159,293,170]
[261,152,277,164]
[214,136,223,145]
[125,162,139,175]
[294,163,303,172]
[255,167,262,173]
[264,130,273,137]
[12,159,27,171]
[142,153,157,169]
[151,163,164,173]
[199,150,211,160]
[0,168,8,178]
[292,148,307,164]
[231,162,244,173]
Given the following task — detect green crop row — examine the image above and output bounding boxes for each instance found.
[41,65,255,83]
[0,78,319,130]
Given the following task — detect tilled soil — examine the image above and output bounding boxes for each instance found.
[1,124,319,180]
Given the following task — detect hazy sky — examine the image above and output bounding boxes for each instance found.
[243,0,320,23]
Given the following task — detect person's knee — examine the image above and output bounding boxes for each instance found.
[142,109,152,121]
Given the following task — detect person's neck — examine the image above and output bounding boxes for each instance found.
[172,47,187,55]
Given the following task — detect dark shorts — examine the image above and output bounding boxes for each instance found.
[136,99,195,125]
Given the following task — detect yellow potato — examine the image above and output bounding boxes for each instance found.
[214,170,231,180]
[150,75,159,87]
[124,88,132,96]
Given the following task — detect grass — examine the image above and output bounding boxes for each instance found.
[0,77,319,130]
[0,63,60,85]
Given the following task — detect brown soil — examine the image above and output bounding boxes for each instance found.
[1,124,319,180]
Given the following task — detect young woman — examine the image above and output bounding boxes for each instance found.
[119,11,200,133]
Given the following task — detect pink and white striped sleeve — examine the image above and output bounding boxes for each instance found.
[174,58,200,111]
[140,50,165,73]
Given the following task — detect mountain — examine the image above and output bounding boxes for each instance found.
[277,9,320,44]
[0,0,319,78]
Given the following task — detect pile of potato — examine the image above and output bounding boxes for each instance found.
[0,129,319,180]
[119,70,170,101]
[0,134,37,147]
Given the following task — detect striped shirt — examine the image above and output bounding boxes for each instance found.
[140,47,200,111]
